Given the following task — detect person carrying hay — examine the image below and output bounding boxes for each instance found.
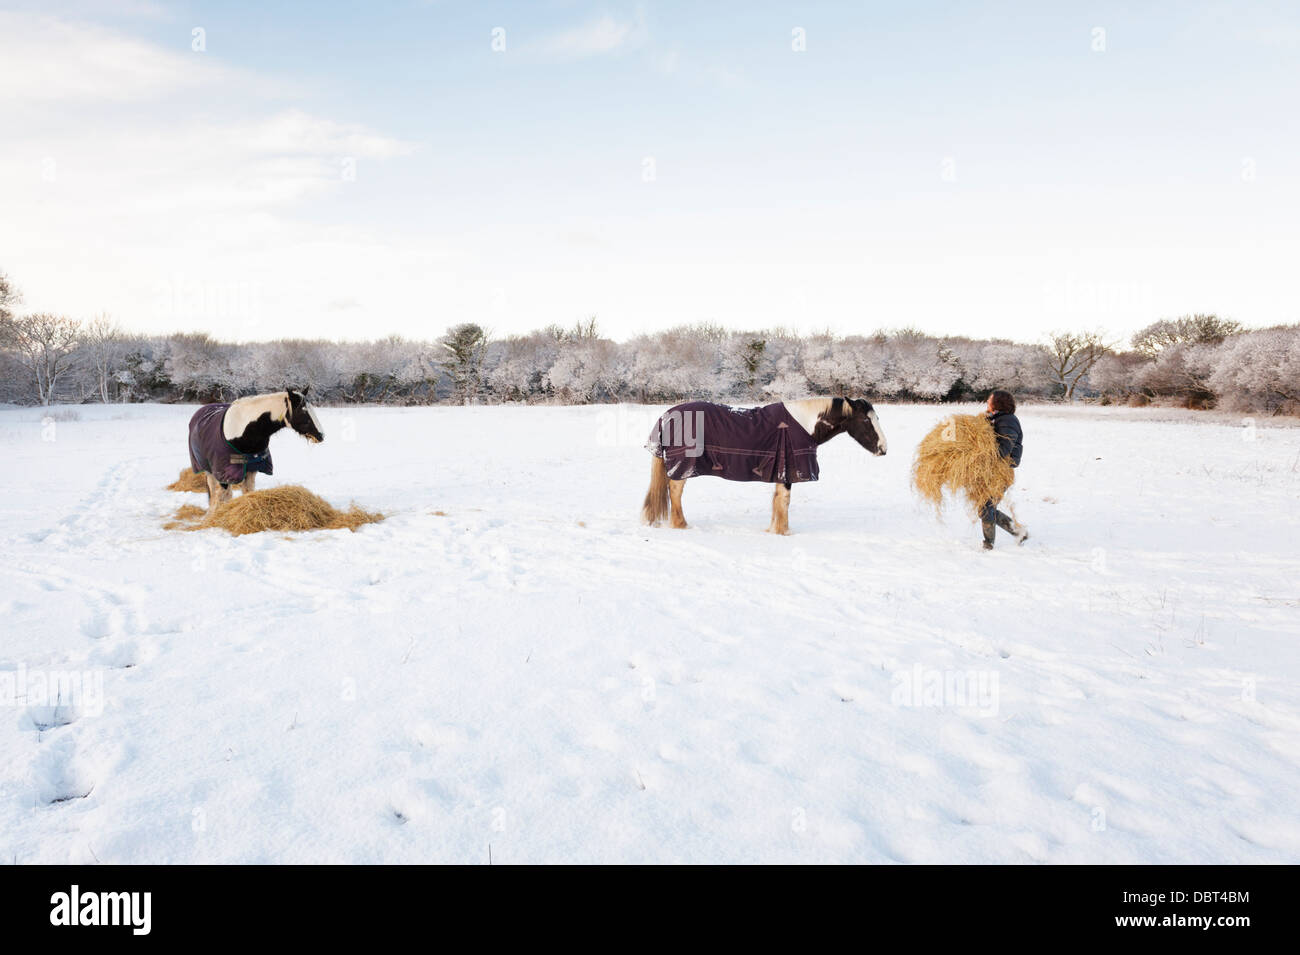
[979,390,1028,550]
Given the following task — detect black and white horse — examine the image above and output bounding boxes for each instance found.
[642,397,887,534]
[187,388,324,515]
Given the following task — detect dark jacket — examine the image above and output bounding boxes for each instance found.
[647,401,820,484]
[988,411,1023,468]
[188,403,274,486]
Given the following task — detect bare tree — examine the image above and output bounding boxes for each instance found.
[568,315,600,341]
[1132,314,1242,358]
[82,313,126,402]
[4,313,82,405]
[1138,343,1216,406]
[1208,326,1300,411]
[164,332,239,401]
[1044,330,1112,400]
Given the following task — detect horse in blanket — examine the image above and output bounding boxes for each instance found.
[188,388,324,515]
[642,397,887,534]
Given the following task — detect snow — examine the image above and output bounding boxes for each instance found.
[2,402,1298,864]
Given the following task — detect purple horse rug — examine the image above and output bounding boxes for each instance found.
[188,403,273,486]
[647,401,819,484]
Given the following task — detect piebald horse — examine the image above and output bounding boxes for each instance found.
[642,397,886,534]
[187,388,324,516]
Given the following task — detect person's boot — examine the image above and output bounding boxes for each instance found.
[982,517,996,550]
[994,509,1029,546]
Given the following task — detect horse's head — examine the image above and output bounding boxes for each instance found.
[285,387,324,443]
[840,397,887,456]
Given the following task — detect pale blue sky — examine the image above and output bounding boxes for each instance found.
[2,1,1297,341]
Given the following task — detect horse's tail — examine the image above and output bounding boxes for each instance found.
[641,456,669,525]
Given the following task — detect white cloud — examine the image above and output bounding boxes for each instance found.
[0,13,417,338]
[233,110,412,161]
[94,0,173,19]
[535,11,645,60]
[5,0,176,20]
[0,13,235,103]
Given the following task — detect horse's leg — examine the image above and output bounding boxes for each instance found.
[205,473,232,517]
[767,482,791,535]
[669,479,688,529]
[242,471,256,496]
[204,473,220,516]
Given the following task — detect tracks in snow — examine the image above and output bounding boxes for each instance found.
[3,457,158,830]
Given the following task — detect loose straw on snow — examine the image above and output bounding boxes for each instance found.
[166,468,210,493]
[165,485,384,536]
[162,504,206,530]
[911,414,1015,519]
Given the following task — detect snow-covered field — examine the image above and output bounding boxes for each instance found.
[2,402,1298,864]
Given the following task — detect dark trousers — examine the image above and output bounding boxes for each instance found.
[980,500,1016,546]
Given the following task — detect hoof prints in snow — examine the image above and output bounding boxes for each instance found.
[6,563,154,817]
[33,738,98,807]
[27,706,81,733]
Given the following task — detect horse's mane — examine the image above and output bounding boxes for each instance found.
[783,397,836,436]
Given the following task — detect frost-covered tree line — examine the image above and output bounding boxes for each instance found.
[1,272,1296,412]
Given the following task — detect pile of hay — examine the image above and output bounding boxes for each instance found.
[911,414,1015,518]
[165,485,384,536]
[166,468,209,492]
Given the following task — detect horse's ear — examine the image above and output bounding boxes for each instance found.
[301,385,310,397]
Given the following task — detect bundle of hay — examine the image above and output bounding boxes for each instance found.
[911,414,1015,518]
[166,468,209,493]
[165,485,384,536]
